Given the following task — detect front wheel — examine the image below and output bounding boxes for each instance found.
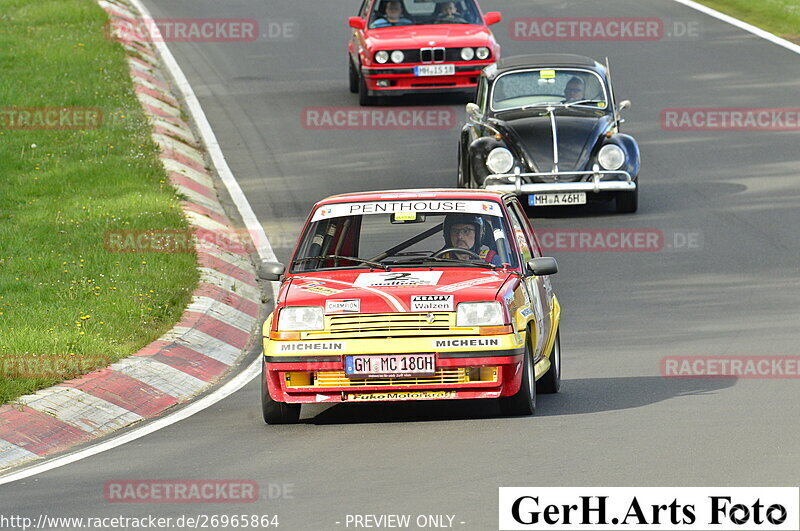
[536,329,561,394]
[615,185,638,213]
[499,334,536,416]
[261,362,301,424]
[358,72,374,106]
[348,56,359,94]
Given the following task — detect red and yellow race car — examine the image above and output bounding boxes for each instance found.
[259,189,561,423]
[347,0,501,105]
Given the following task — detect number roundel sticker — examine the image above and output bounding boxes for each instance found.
[353,271,443,287]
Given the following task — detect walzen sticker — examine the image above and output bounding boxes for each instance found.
[312,200,503,221]
[354,271,443,287]
[277,342,345,353]
[325,299,360,314]
[411,295,454,311]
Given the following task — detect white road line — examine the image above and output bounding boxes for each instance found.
[0,357,261,486]
[671,0,800,55]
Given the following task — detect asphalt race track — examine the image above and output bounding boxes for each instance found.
[1,0,799,529]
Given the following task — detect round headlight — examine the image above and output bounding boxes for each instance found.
[460,47,475,61]
[486,147,514,175]
[597,144,625,170]
[390,50,404,63]
[375,51,389,64]
[476,47,490,60]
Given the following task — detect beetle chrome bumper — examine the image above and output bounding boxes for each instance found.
[483,167,636,195]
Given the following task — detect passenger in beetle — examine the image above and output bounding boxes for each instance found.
[371,1,414,28]
[440,213,502,266]
[563,76,585,102]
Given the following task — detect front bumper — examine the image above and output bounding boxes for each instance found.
[263,333,525,403]
[483,168,636,195]
[362,63,490,95]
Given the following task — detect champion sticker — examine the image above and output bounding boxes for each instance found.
[354,271,443,287]
[411,295,454,312]
[277,342,345,353]
[325,299,360,314]
[436,276,503,292]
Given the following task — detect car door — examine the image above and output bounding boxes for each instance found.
[351,0,372,66]
[506,199,553,360]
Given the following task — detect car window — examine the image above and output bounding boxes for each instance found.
[359,0,371,17]
[491,69,608,111]
[508,201,543,258]
[476,76,488,114]
[505,202,533,264]
[368,0,481,29]
[291,200,519,272]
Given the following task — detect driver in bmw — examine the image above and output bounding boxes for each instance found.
[441,213,502,266]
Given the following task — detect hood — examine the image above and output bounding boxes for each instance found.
[365,25,492,49]
[282,268,511,314]
[491,112,613,175]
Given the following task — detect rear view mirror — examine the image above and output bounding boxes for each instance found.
[618,100,631,111]
[484,12,501,25]
[527,257,558,276]
[465,102,480,119]
[348,17,366,30]
[258,261,286,281]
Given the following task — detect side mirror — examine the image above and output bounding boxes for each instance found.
[348,17,366,30]
[258,261,286,281]
[527,257,558,276]
[618,99,631,112]
[465,102,481,119]
[484,12,501,25]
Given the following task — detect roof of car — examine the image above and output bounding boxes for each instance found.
[317,188,507,205]
[488,54,603,77]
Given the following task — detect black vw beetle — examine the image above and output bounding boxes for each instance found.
[458,54,640,213]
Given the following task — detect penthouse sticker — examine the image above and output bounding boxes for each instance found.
[311,200,502,222]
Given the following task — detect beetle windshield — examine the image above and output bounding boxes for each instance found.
[369,0,483,29]
[291,200,519,273]
[491,69,608,111]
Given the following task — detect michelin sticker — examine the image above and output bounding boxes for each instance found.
[277,342,345,353]
[354,271,443,287]
[411,295,454,311]
[434,338,501,349]
[325,299,360,314]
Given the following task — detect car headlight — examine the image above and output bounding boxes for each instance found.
[598,144,625,170]
[460,47,475,61]
[277,306,324,331]
[375,51,389,64]
[486,147,514,174]
[457,302,504,327]
[476,47,490,60]
[390,50,404,63]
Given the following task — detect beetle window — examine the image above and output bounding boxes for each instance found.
[491,69,607,111]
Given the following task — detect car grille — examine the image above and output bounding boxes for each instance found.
[390,48,490,63]
[304,313,474,339]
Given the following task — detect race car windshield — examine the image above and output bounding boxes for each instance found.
[291,201,518,272]
[491,69,608,112]
[368,0,482,29]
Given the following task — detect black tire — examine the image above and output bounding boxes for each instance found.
[499,332,536,416]
[261,361,301,424]
[536,329,561,394]
[348,56,359,94]
[358,72,374,106]
[615,185,638,213]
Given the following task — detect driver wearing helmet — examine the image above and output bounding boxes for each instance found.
[441,213,502,266]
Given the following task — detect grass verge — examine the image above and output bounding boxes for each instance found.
[695,0,800,43]
[0,0,199,403]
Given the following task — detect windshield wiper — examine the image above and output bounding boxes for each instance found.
[519,99,605,112]
[393,256,496,270]
[293,255,389,271]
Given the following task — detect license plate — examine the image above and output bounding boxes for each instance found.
[529,193,587,206]
[414,64,455,76]
[345,354,435,377]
